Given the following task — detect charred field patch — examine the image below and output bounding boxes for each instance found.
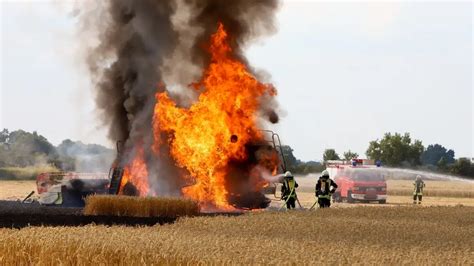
[0,201,177,228]
[0,200,241,228]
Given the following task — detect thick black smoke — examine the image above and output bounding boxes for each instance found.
[81,0,280,206]
[188,0,279,69]
[85,0,177,143]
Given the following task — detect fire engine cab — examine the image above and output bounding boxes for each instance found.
[327,159,387,204]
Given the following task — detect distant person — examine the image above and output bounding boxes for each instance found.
[315,170,338,208]
[281,171,299,209]
[413,175,425,204]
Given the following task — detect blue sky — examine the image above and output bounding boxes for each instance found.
[1,0,472,161]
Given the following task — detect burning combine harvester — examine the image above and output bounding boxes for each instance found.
[36,130,287,210]
[36,1,284,212]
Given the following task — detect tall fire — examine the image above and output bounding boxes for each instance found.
[116,23,280,210]
[152,23,277,209]
[119,145,149,197]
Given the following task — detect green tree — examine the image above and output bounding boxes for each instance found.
[1,130,57,167]
[408,140,424,166]
[421,144,455,165]
[343,150,359,160]
[0,129,9,143]
[450,158,473,177]
[366,140,381,162]
[366,132,424,167]
[280,145,298,172]
[437,157,448,171]
[323,149,340,162]
[0,129,9,167]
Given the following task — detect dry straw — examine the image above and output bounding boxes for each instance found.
[387,180,474,198]
[83,195,200,217]
[388,189,473,198]
[0,206,472,264]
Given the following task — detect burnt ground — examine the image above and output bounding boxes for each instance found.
[0,200,177,228]
[0,201,243,228]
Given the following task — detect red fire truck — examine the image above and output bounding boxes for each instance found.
[327,159,387,204]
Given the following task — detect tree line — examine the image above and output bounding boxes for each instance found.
[0,129,114,173]
[1,128,472,180]
[319,132,473,179]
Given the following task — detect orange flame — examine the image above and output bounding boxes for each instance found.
[120,145,149,196]
[153,23,276,209]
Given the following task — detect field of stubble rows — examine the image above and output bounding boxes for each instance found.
[0,206,473,264]
[0,179,473,264]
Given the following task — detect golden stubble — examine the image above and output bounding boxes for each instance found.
[0,206,472,265]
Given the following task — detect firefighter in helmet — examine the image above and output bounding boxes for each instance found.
[281,171,299,209]
[413,175,425,204]
[315,170,338,208]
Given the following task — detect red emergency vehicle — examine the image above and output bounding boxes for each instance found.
[327,159,387,204]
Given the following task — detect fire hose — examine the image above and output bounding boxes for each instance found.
[309,199,319,210]
[296,197,303,209]
[309,191,334,210]
[278,186,297,210]
[310,193,322,210]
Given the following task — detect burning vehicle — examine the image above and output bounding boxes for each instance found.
[1,0,292,229]
[36,129,287,209]
[72,0,284,212]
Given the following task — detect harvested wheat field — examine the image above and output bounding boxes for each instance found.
[387,179,474,198]
[0,206,472,265]
[0,180,37,200]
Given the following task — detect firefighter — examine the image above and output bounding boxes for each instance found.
[413,175,425,204]
[281,171,299,209]
[315,170,338,208]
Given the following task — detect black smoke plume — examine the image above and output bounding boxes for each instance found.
[80,0,280,207]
